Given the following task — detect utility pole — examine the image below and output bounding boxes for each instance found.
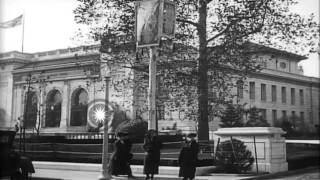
[148,46,158,130]
[135,0,176,131]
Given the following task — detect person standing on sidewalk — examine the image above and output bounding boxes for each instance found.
[143,129,162,180]
[108,132,135,179]
[178,133,199,180]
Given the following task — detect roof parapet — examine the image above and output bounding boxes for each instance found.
[0,44,100,61]
[0,51,33,60]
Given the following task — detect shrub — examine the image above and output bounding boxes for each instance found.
[115,119,148,142]
[280,119,295,136]
[274,116,312,138]
[86,122,102,132]
[245,107,270,127]
[215,138,254,173]
[220,104,244,127]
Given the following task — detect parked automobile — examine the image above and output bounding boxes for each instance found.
[0,130,35,180]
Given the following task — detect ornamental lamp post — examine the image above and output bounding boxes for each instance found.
[98,76,112,180]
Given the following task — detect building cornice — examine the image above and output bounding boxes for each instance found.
[12,54,100,74]
[13,74,100,85]
[244,42,307,61]
[0,59,31,65]
[252,69,320,86]
[0,44,100,61]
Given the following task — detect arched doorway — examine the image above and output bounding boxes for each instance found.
[25,91,38,128]
[70,88,88,126]
[45,89,62,127]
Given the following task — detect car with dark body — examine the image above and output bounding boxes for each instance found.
[0,130,34,180]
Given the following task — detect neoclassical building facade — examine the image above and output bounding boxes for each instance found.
[0,43,319,134]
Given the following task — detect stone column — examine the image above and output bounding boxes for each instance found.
[11,85,19,126]
[7,73,13,127]
[60,81,70,130]
[18,86,24,123]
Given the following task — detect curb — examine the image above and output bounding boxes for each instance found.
[241,166,320,180]
[33,161,226,177]
[33,161,180,175]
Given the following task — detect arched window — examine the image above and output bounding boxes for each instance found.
[70,88,88,126]
[25,92,38,128]
[45,90,62,127]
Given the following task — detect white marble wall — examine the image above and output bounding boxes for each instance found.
[0,64,14,128]
[214,127,288,173]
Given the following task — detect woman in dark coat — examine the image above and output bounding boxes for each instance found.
[178,133,199,180]
[108,132,134,178]
[143,130,162,180]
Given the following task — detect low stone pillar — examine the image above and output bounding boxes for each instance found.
[214,127,287,173]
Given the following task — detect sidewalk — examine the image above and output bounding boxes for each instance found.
[31,161,255,180]
[31,161,319,180]
[32,169,257,180]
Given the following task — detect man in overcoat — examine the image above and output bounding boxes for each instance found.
[178,133,199,180]
[143,129,162,180]
[108,132,134,179]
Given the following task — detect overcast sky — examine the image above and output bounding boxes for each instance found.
[0,0,319,77]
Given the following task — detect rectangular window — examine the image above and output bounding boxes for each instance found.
[237,83,243,99]
[249,82,255,100]
[291,111,296,124]
[209,91,217,101]
[291,88,295,105]
[260,109,267,120]
[213,91,217,101]
[281,87,286,104]
[272,110,277,124]
[156,104,165,121]
[272,85,277,102]
[261,84,266,101]
[300,112,304,121]
[282,110,287,119]
[299,89,304,105]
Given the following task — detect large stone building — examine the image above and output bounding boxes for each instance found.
[0,43,319,136]
[234,44,319,132]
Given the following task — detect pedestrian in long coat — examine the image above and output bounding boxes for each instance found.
[143,129,162,180]
[178,133,199,180]
[108,132,134,178]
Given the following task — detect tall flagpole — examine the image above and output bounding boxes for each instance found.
[21,12,25,53]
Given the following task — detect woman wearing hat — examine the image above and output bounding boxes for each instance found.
[108,132,134,179]
[178,133,199,180]
[143,129,162,180]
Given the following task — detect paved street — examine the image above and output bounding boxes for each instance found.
[273,171,320,180]
[243,167,320,180]
[261,169,320,180]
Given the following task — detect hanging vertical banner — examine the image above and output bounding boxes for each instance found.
[162,0,176,38]
[135,0,160,47]
[135,0,176,47]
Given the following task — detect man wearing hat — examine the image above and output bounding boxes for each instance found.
[143,129,163,180]
[178,133,199,180]
[108,131,135,179]
[187,133,198,154]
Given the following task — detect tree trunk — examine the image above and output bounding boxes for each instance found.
[197,0,209,141]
